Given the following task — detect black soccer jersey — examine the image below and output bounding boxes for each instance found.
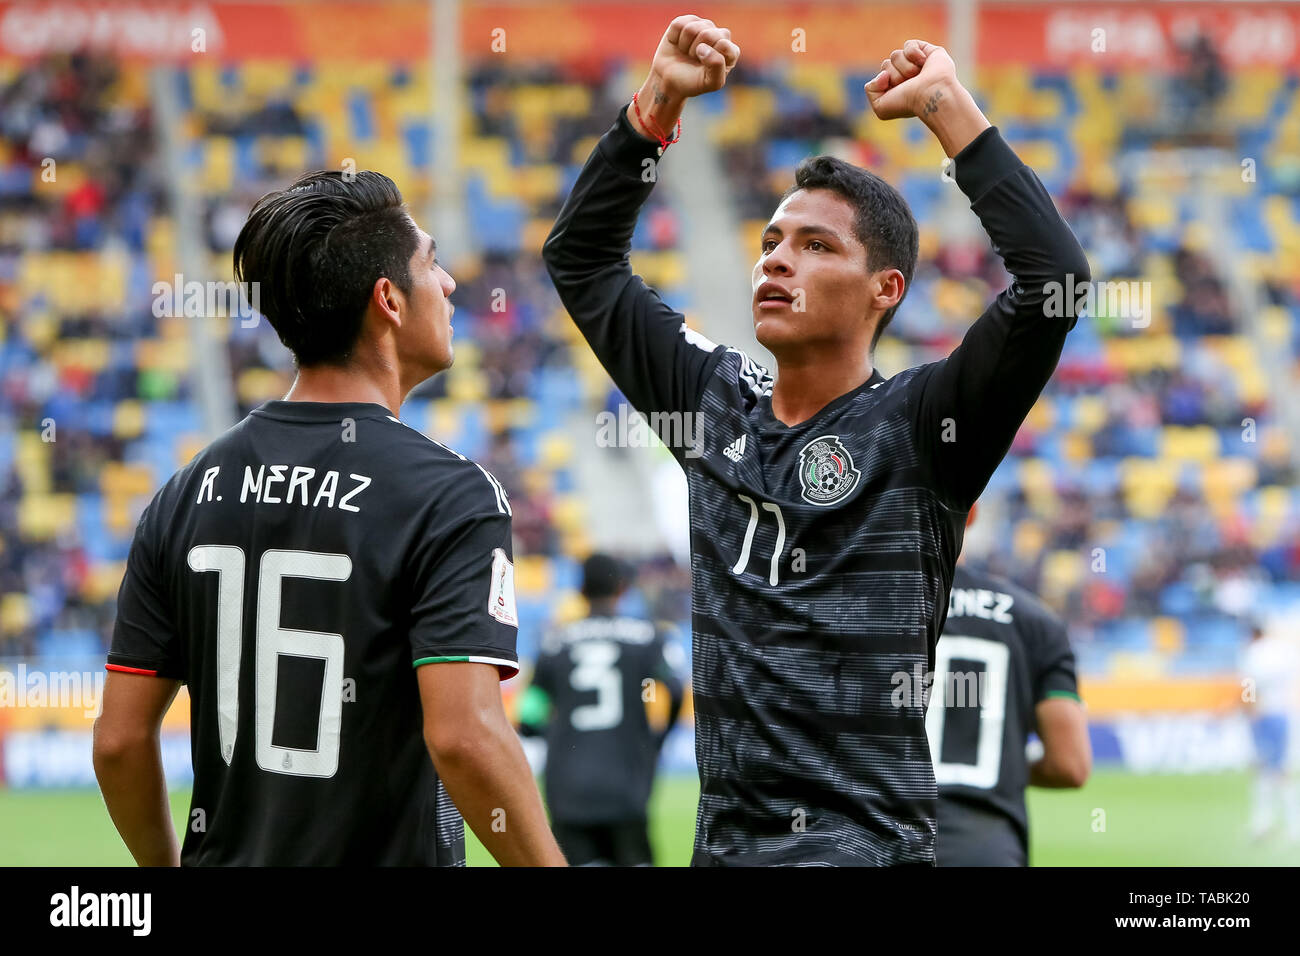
[531,615,684,824]
[108,400,520,866]
[929,564,1080,866]
[544,108,1089,865]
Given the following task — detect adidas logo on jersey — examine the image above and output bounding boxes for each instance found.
[723,435,747,462]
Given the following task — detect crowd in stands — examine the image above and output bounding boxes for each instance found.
[1,54,164,658]
[2,46,1298,681]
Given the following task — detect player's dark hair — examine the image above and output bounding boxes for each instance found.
[783,156,919,350]
[582,553,632,602]
[233,169,420,367]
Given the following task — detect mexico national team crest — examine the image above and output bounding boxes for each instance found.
[797,435,860,506]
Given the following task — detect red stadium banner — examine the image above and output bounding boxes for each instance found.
[0,1,431,61]
[980,2,1300,69]
[0,1,1296,66]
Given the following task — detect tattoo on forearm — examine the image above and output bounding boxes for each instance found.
[653,83,668,106]
[922,88,943,116]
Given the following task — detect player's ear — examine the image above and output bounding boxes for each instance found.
[870,268,905,315]
[371,275,403,330]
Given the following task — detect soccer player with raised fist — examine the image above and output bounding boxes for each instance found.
[545,21,1090,866]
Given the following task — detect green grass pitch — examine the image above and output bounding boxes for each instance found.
[1,770,1295,866]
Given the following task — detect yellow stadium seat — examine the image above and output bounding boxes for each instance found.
[1152,617,1185,655]
[505,399,537,430]
[17,494,77,541]
[135,337,192,375]
[447,370,488,403]
[932,277,986,323]
[190,63,226,113]
[551,495,587,535]
[1071,395,1107,435]
[710,86,776,146]
[1026,89,1064,123]
[236,367,289,406]
[522,469,551,498]
[100,462,154,498]
[561,529,591,559]
[1063,432,1092,463]
[1203,457,1257,497]
[1012,518,1049,562]
[786,64,846,115]
[1128,194,1176,232]
[1159,425,1220,462]
[513,165,562,205]
[1018,457,1054,492]
[52,339,111,375]
[1120,457,1178,518]
[1009,140,1059,177]
[1223,69,1283,125]
[112,401,146,440]
[0,593,31,635]
[176,435,206,467]
[14,434,51,495]
[207,136,248,188]
[522,218,553,254]
[1109,652,1167,680]
[1022,396,1057,434]
[425,400,461,445]
[461,136,511,175]
[483,399,511,434]
[104,496,135,536]
[338,62,389,90]
[241,60,295,99]
[539,433,574,471]
[630,251,686,290]
[553,591,588,627]
[81,561,127,604]
[514,555,551,597]
[1039,550,1084,605]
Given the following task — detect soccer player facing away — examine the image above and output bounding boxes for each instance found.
[544,19,1092,865]
[93,170,565,867]
[519,554,685,865]
[928,506,1090,866]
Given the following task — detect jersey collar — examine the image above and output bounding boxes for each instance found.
[759,367,887,432]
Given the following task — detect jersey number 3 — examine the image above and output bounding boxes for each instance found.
[188,546,352,778]
[569,640,623,731]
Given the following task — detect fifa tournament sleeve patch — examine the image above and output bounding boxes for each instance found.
[488,547,518,627]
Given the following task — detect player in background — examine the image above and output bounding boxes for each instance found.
[1239,619,1300,841]
[93,169,565,866]
[518,554,686,865]
[544,16,1090,864]
[927,506,1090,866]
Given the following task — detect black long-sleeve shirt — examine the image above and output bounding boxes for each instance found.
[544,106,1089,866]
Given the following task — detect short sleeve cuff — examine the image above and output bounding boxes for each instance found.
[1041,688,1082,704]
[106,653,184,680]
[413,650,520,681]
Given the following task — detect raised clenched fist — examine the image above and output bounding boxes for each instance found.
[864,39,960,121]
[649,15,741,101]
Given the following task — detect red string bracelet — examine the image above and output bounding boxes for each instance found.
[632,90,682,153]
